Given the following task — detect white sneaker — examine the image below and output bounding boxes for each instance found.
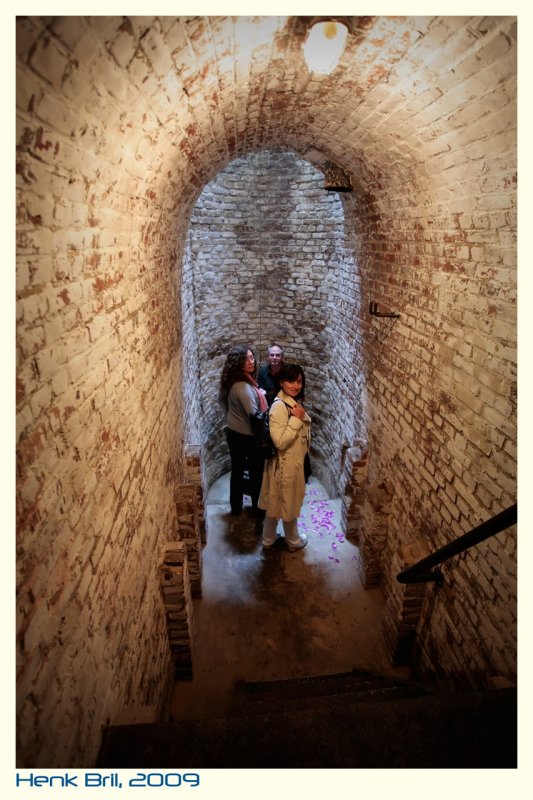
[287,533,308,552]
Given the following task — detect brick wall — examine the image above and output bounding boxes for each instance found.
[16,15,516,765]
[16,17,190,766]
[182,151,363,491]
[342,89,517,686]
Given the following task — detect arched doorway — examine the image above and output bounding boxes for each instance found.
[181,149,367,497]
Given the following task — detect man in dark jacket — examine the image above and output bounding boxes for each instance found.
[258,343,284,406]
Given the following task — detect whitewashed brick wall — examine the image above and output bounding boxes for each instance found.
[16,15,516,765]
[182,151,363,492]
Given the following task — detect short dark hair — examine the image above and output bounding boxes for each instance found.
[278,363,305,400]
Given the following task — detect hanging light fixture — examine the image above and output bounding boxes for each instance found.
[303,19,349,74]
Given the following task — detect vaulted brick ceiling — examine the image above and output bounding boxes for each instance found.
[19,15,515,212]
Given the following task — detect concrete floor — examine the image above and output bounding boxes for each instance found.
[171,473,402,721]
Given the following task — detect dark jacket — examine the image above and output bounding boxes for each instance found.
[258,365,282,407]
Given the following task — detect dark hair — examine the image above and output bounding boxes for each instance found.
[219,345,258,407]
[277,363,305,401]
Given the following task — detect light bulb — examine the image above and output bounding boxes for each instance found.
[303,21,348,75]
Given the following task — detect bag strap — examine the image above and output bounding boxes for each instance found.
[272,397,292,420]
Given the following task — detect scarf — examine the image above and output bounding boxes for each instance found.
[248,378,268,412]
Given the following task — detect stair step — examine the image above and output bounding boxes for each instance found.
[97,688,516,769]
[231,669,429,715]
[231,684,423,716]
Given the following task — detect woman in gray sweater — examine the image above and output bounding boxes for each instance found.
[219,344,267,518]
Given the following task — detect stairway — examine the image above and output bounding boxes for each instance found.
[97,669,516,768]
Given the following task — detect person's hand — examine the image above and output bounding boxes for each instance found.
[290,403,305,420]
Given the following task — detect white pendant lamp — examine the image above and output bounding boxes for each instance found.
[303,20,348,75]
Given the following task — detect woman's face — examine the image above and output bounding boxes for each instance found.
[280,375,303,398]
[243,350,255,374]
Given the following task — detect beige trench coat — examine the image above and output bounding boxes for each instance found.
[258,390,311,521]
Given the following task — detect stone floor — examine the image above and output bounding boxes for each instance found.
[171,472,405,721]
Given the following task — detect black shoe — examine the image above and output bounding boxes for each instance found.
[249,507,265,520]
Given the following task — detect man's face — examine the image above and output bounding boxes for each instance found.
[267,347,283,368]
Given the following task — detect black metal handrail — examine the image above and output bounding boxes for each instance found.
[396,503,517,586]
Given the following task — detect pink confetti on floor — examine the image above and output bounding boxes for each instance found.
[303,491,360,566]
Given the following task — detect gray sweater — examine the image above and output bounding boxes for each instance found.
[226,381,259,436]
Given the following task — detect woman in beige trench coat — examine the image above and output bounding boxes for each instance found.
[259,364,311,552]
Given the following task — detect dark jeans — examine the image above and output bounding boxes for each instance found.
[225,428,264,514]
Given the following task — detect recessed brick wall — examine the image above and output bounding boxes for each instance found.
[182,150,363,493]
[16,15,516,765]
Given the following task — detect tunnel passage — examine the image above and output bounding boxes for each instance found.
[16,16,516,767]
[181,149,366,495]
